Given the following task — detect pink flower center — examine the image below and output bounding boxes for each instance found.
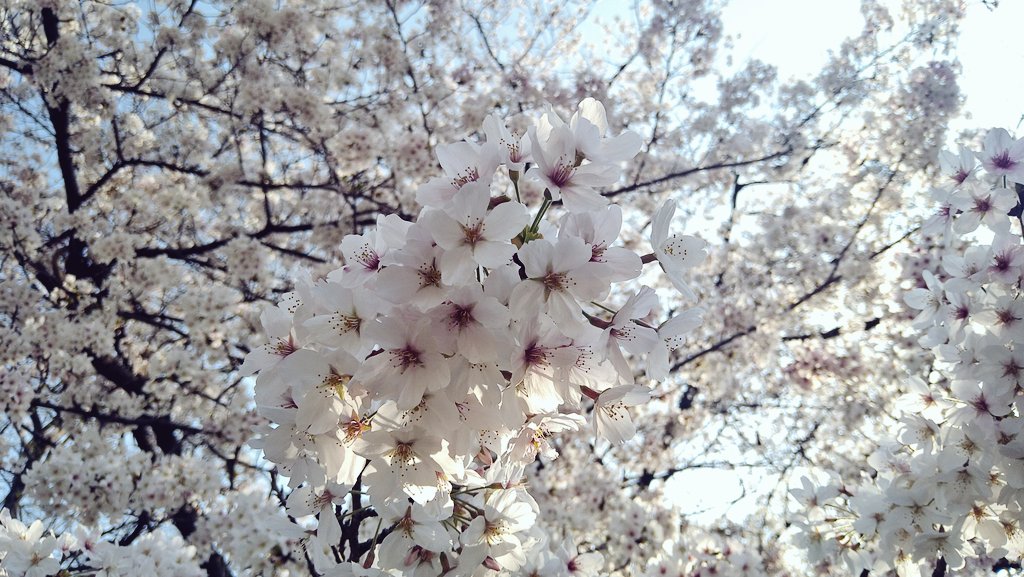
[272,337,297,357]
[993,252,1012,273]
[542,272,568,293]
[418,264,442,288]
[462,220,484,246]
[997,307,1020,326]
[523,342,549,368]
[342,414,371,443]
[392,347,424,372]
[547,157,575,188]
[331,313,361,334]
[354,245,380,270]
[391,441,415,465]
[449,304,474,329]
[992,151,1017,170]
[311,489,335,510]
[969,393,991,415]
[506,140,525,163]
[451,167,480,189]
[1001,358,1023,380]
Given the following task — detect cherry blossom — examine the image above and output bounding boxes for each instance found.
[650,199,708,300]
[977,128,1024,183]
[792,130,1024,576]
[528,122,619,213]
[590,384,652,444]
[0,2,992,575]
[239,100,709,574]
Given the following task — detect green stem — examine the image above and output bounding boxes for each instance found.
[530,195,552,233]
[511,171,522,203]
[362,518,383,568]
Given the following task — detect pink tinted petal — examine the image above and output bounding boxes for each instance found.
[559,184,610,213]
[419,209,463,249]
[551,237,592,272]
[517,240,555,278]
[473,240,516,269]
[482,201,530,241]
[440,246,477,284]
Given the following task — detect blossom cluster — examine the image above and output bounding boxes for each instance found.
[790,128,1024,574]
[0,482,309,577]
[0,508,203,577]
[244,98,707,575]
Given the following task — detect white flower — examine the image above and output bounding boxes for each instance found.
[510,315,572,414]
[650,200,707,300]
[592,385,650,444]
[950,181,1016,234]
[238,304,304,378]
[938,145,975,185]
[894,376,950,423]
[419,183,530,284]
[975,293,1024,343]
[506,413,586,469]
[922,186,958,241]
[331,214,411,288]
[528,123,618,213]
[912,521,972,571]
[355,428,446,505]
[483,114,531,172]
[356,311,451,410]
[647,307,704,380]
[551,344,617,410]
[983,233,1024,285]
[903,270,945,329]
[286,468,351,549]
[568,97,642,164]
[303,283,382,357]
[292,351,360,436]
[429,284,510,363]
[790,476,839,521]
[559,204,642,282]
[597,287,660,381]
[977,128,1024,183]
[417,140,501,208]
[377,499,453,572]
[461,489,538,558]
[510,236,608,337]
[0,514,59,577]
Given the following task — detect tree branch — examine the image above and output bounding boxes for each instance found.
[606,148,793,198]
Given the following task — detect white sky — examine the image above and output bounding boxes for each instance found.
[721,0,863,79]
[948,1,1024,131]
[723,0,1024,131]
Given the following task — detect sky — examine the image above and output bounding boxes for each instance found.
[655,0,1024,521]
[944,1,1024,132]
[722,0,1024,132]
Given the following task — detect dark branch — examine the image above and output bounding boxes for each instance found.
[34,400,208,437]
[606,148,794,198]
[782,317,881,341]
[41,8,83,214]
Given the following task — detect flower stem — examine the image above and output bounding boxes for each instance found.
[510,170,521,203]
[530,195,552,233]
